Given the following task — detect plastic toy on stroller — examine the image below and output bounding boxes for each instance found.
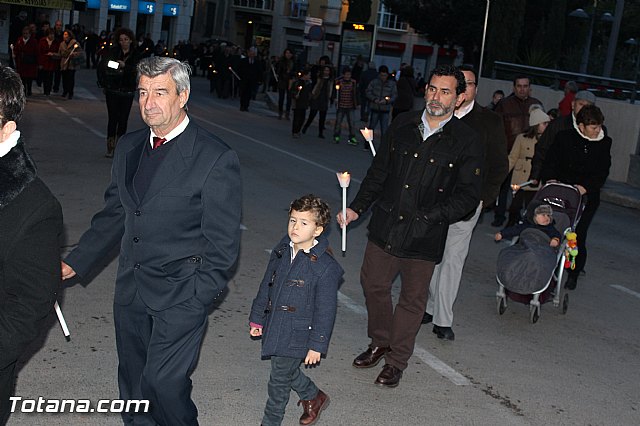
[495,182,585,323]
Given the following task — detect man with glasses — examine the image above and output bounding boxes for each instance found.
[422,65,508,341]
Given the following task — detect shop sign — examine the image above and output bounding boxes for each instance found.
[138,1,155,14]
[163,3,179,16]
[108,0,130,11]
[1,0,72,9]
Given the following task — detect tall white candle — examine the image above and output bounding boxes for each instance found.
[359,127,376,156]
[336,171,351,253]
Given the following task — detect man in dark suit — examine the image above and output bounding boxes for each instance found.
[238,46,263,111]
[0,66,63,425]
[61,57,242,425]
[422,65,508,340]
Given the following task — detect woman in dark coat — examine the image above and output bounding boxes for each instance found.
[97,27,141,158]
[392,65,417,120]
[13,25,39,96]
[0,66,63,425]
[302,65,333,138]
[541,104,612,290]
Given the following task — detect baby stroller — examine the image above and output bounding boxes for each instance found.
[495,182,585,323]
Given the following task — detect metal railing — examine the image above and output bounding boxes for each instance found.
[491,61,640,104]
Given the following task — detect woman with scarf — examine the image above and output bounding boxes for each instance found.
[541,104,612,290]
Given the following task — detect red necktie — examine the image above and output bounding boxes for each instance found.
[152,136,166,149]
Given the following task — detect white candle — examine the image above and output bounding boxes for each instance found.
[336,171,351,253]
[359,127,376,156]
[54,301,70,338]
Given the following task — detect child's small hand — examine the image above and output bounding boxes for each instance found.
[304,350,321,365]
[494,232,502,241]
[550,238,560,248]
[249,326,262,337]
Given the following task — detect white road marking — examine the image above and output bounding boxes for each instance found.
[337,291,471,386]
[189,113,363,184]
[610,284,640,299]
[240,224,248,230]
[70,117,106,138]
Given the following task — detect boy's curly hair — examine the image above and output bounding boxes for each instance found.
[289,194,331,228]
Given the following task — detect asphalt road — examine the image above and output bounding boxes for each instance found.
[7,69,640,426]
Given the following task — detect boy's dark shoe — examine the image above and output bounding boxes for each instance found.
[421,312,433,324]
[298,390,329,425]
[433,325,455,341]
[333,136,340,144]
[565,275,578,290]
[374,364,403,388]
[353,345,389,368]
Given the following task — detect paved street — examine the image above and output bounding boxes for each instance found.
[7,69,640,425]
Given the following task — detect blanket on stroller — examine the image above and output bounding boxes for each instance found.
[497,228,558,294]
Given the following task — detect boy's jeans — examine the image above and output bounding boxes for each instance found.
[262,356,318,426]
[333,108,355,138]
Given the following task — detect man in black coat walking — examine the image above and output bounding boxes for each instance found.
[338,65,484,388]
[0,66,63,425]
[238,46,263,111]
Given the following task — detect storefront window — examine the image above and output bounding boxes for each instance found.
[290,0,308,19]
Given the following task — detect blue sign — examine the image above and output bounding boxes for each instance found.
[163,3,179,16]
[139,1,155,15]
[87,0,100,9]
[109,0,131,12]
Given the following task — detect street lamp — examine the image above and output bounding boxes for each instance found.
[569,6,614,74]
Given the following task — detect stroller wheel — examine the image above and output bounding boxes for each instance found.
[561,293,569,314]
[497,297,507,315]
[529,305,540,324]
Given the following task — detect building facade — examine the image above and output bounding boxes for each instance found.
[190,0,461,79]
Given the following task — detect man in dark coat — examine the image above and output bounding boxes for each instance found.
[0,66,63,425]
[238,46,263,111]
[61,57,242,425]
[338,65,483,387]
[423,65,509,340]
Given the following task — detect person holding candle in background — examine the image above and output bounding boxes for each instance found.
[337,65,483,387]
[58,29,81,99]
[250,194,343,426]
[332,66,358,145]
[291,69,312,138]
[366,65,397,147]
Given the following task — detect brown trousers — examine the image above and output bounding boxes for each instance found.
[360,241,435,370]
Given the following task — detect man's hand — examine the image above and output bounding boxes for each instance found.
[61,261,76,280]
[305,350,321,365]
[337,208,359,228]
[495,232,503,241]
[575,184,587,195]
[249,326,262,337]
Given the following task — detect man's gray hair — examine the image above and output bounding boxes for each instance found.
[137,57,192,95]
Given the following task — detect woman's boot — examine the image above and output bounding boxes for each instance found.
[105,137,116,158]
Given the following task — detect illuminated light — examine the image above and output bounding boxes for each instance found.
[353,24,365,30]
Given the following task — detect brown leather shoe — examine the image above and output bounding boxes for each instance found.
[375,364,403,388]
[298,389,329,425]
[352,345,389,368]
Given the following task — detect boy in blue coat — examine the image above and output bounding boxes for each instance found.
[250,194,343,426]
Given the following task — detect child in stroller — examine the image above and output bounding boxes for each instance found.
[495,202,561,247]
[495,182,584,323]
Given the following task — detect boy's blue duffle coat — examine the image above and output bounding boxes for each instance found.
[250,234,343,359]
